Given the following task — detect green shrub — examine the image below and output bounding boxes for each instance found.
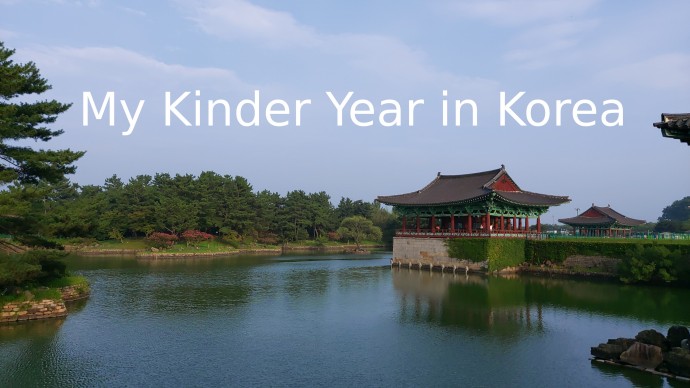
[0,250,69,290]
[0,254,42,289]
[524,239,690,265]
[446,239,525,271]
[14,235,63,250]
[618,244,688,284]
[487,239,525,271]
[146,232,179,249]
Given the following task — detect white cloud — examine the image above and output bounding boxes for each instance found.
[599,53,690,90]
[179,0,498,92]
[120,6,146,17]
[504,20,599,69]
[181,0,320,48]
[445,0,599,26]
[20,46,250,89]
[48,0,101,6]
[442,1,602,70]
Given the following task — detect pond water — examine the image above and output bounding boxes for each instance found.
[1,253,689,387]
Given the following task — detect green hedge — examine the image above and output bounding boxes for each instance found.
[524,239,690,265]
[446,238,690,276]
[446,239,525,272]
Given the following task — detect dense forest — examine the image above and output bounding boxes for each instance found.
[1,172,399,246]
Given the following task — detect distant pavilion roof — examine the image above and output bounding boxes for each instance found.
[377,166,570,207]
[653,113,690,146]
[559,205,645,227]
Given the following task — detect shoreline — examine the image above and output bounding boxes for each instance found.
[1,285,90,325]
[67,244,387,258]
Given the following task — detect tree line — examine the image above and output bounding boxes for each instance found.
[1,172,398,246]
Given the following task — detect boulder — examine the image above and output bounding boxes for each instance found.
[665,347,690,378]
[591,343,628,360]
[607,338,636,350]
[635,329,669,350]
[619,342,664,369]
[667,326,690,348]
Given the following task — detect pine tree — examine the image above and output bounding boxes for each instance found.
[0,41,84,247]
[0,41,84,185]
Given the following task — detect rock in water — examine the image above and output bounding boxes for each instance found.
[667,326,690,348]
[619,342,664,369]
[665,348,690,378]
[635,329,669,350]
[607,338,636,350]
[591,343,629,360]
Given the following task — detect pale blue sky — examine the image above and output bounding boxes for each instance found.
[2,0,689,223]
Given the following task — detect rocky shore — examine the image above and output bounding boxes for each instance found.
[0,285,90,324]
[591,326,690,381]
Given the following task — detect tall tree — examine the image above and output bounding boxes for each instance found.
[0,42,84,245]
[284,190,311,241]
[0,42,84,185]
[307,191,335,239]
[655,196,690,233]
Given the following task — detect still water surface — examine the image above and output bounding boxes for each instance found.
[1,253,689,387]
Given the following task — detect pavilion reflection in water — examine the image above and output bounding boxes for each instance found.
[391,268,544,337]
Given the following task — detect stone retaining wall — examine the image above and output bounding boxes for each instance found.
[60,285,90,302]
[392,237,622,276]
[562,255,620,273]
[391,237,485,272]
[1,285,90,324]
[1,299,67,323]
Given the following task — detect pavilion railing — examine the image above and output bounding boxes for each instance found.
[394,229,544,239]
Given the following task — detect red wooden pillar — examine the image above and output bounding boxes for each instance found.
[525,217,529,232]
[518,218,522,231]
[513,216,517,231]
[466,214,472,234]
[416,216,420,232]
[402,216,407,232]
[536,216,541,234]
[450,214,455,232]
[485,212,491,234]
[430,215,436,232]
[500,215,504,231]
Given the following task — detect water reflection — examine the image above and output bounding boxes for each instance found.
[392,269,544,337]
[0,318,64,340]
[392,269,690,337]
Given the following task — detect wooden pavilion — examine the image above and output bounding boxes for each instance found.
[653,113,690,146]
[377,165,570,238]
[558,205,644,237]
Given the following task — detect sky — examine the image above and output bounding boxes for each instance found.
[1,0,689,224]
